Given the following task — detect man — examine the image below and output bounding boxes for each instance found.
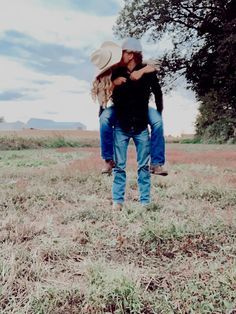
[111,38,164,209]
[90,41,168,176]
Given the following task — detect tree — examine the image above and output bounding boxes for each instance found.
[0,117,4,123]
[114,0,236,142]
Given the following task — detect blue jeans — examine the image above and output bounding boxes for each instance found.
[112,126,151,205]
[99,106,165,165]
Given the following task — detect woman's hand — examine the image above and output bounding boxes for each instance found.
[113,77,127,86]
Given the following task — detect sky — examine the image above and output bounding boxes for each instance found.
[0,0,199,136]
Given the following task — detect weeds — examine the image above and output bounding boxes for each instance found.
[85,262,144,313]
[0,143,235,313]
[0,135,99,150]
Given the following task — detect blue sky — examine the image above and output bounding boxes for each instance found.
[0,0,198,135]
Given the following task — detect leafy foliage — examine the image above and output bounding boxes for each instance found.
[114,0,236,142]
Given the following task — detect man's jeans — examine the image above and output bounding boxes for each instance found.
[112,126,151,205]
[99,106,165,165]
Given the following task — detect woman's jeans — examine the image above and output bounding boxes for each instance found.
[112,127,151,205]
[99,106,165,166]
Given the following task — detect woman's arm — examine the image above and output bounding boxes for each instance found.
[112,59,162,86]
[130,59,161,81]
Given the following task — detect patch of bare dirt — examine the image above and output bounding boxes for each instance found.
[56,147,78,153]
[78,146,236,170]
[166,149,236,168]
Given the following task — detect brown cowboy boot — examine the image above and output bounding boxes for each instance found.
[101,160,115,175]
[150,165,168,176]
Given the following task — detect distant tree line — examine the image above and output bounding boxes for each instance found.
[114,0,236,143]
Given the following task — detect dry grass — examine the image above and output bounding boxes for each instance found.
[0,130,100,150]
[0,141,236,313]
[0,130,100,139]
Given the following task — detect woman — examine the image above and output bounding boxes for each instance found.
[90,40,167,176]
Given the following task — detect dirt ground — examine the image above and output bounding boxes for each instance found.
[166,146,236,168]
[56,143,236,166]
[54,145,236,193]
[0,142,235,312]
[1,129,235,169]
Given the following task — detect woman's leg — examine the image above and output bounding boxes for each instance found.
[148,107,168,175]
[112,127,129,206]
[99,106,116,173]
[133,129,151,205]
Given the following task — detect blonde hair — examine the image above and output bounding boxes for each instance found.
[91,69,114,108]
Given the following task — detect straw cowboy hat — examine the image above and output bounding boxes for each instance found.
[90,41,122,78]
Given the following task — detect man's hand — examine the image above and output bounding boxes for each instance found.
[113,76,127,86]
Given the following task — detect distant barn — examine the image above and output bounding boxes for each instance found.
[0,121,26,130]
[27,118,86,130]
[0,118,86,130]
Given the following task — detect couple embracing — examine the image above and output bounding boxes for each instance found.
[90,37,167,210]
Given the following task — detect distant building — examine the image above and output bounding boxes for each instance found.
[0,118,86,130]
[180,133,194,139]
[27,118,86,130]
[0,121,26,130]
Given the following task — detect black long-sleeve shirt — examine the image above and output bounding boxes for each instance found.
[111,64,163,133]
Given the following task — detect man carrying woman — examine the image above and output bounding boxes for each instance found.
[91,39,168,177]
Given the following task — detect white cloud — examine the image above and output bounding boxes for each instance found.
[0,57,47,90]
[0,53,198,135]
[0,0,199,135]
[147,87,198,136]
[0,94,99,130]
[59,56,78,64]
[0,55,99,129]
[0,0,118,49]
[163,92,198,136]
[113,0,124,5]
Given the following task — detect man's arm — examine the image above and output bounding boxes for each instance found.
[150,73,163,114]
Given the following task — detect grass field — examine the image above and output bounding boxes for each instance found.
[0,132,235,313]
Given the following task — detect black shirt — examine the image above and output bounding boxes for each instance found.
[111,64,163,133]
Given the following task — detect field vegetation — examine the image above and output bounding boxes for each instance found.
[0,131,235,313]
[0,130,204,151]
[0,130,100,150]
